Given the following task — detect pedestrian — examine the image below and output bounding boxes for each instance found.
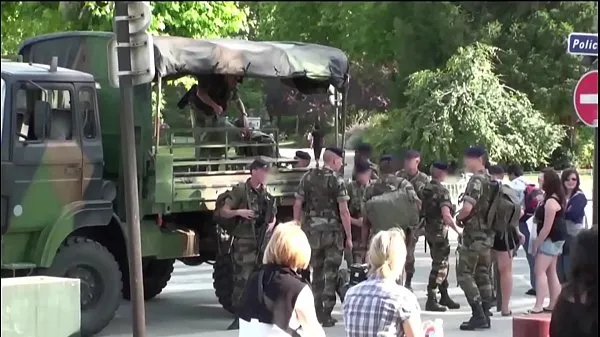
[352,143,379,181]
[455,146,495,330]
[218,157,278,330]
[422,161,461,312]
[397,150,430,291]
[293,150,311,168]
[292,147,352,327]
[238,222,326,337]
[528,168,568,314]
[489,165,525,316]
[550,228,598,337]
[557,168,588,283]
[507,163,540,296]
[343,228,424,337]
[345,159,371,265]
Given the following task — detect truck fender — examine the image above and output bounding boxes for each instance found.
[32,200,116,267]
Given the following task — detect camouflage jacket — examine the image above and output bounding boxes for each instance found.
[363,173,418,203]
[397,169,430,200]
[459,170,494,245]
[296,166,349,232]
[352,159,379,181]
[227,179,277,239]
[347,181,368,218]
[422,180,453,238]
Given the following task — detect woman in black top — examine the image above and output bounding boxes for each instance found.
[550,228,598,337]
[529,169,567,314]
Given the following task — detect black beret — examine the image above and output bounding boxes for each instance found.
[404,150,421,159]
[432,161,449,171]
[294,151,311,161]
[489,164,505,175]
[355,143,372,153]
[249,157,271,170]
[380,154,395,162]
[326,147,344,158]
[354,159,372,173]
[464,146,487,158]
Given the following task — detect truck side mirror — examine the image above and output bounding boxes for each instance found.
[33,100,50,139]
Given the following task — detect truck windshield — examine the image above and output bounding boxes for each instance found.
[1,78,5,144]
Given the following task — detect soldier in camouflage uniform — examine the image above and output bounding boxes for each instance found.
[352,143,379,181]
[219,158,277,330]
[455,146,495,330]
[293,147,352,327]
[345,159,371,265]
[361,155,420,252]
[396,150,430,290]
[422,161,461,312]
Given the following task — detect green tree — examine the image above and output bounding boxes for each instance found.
[363,43,564,167]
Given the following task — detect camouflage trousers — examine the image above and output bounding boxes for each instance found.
[426,235,451,289]
[404,227,419,278]
[307,230,344,315]
[343,226,365,266]
[231,237,259,311]
[456,242,493,304]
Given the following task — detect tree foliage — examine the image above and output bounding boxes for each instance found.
[363,43,564,167]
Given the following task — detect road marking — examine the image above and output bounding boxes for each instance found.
[580,93,598,105]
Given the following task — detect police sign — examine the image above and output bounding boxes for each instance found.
[568,32,598,56]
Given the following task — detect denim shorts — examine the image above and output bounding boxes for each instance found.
[539,239,565,257]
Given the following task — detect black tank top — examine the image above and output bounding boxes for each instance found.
[238,264,308,334]
[534,196,567,241]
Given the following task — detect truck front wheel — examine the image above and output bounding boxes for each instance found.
[122,258,175,300]
[44,236,122,337]
[212,253,234,314]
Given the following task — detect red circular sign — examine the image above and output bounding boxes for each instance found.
[573,70,598,127]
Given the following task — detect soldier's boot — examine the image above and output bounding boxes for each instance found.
[459,301,490,331]
[438,281,460,310]
[315,304,325,324]
[482,301,493,324]
[321,308,337,328]
[404,274,413,291]
[425,288,447,312]
[336,269,350,303]
[226,317,239,330]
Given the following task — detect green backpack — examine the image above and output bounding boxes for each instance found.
[365,188,420,233]
[487,182,521,234]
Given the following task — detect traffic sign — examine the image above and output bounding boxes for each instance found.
[568,33,598,56]
[573,70,598,127]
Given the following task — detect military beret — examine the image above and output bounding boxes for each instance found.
[432,161,449,170]
[355,143,372,153]
[380,154,395,162]
[326,147,344,158]
[489,164,505,175]
[404,150,421,159]
[354,159,372,173]
[248,157,271,170]
[464,145,487,158]
[294,151,311,161]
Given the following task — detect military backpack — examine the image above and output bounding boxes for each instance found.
[213,182,247,232]
[365,187,420,233]
[487,181,521,235]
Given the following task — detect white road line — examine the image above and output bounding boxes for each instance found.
[580,93,598,105]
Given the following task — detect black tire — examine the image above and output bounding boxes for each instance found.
[122,258,175,300]
[213,253,235,314]
[43,236,122,337]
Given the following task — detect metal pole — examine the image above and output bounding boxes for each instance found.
[593,127,598,227]
[334,89,339,147]
[115,3,147,337]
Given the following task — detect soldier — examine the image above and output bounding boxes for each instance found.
[345,159,371,265]
[293,147,352,327]
[352,143,379,181]
[218,157,277,330]
[422,161,461,312]
[396,150,430,291]
[361,154,420,252]
[294,150,312,168]
[455,146,495,330]
[309,121,324,168]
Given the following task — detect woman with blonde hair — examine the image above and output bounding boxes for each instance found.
[238,221,325,337]
[343,228,424,337]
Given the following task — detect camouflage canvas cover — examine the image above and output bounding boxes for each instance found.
[365,189,420,232]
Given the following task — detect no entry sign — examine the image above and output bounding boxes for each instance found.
[573,70,598,127]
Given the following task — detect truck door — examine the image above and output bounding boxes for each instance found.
[10,82,83,232]
[77,85,103,200]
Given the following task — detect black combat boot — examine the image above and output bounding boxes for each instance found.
[404,274,413,291]
[425,288,447,312]
[336,269,350,303]
[226,317,239,330]
[438,281,460,310]
[482,301,493,324]
[320,309,337,328]
[459,301,490,331]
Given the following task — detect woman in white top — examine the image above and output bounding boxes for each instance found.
[238,222,325,337]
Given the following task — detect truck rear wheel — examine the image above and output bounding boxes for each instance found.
[122,258,175,300]
[44,236,122,337]
[213,253,234,314]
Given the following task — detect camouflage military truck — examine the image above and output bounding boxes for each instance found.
[1,32,350,336]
